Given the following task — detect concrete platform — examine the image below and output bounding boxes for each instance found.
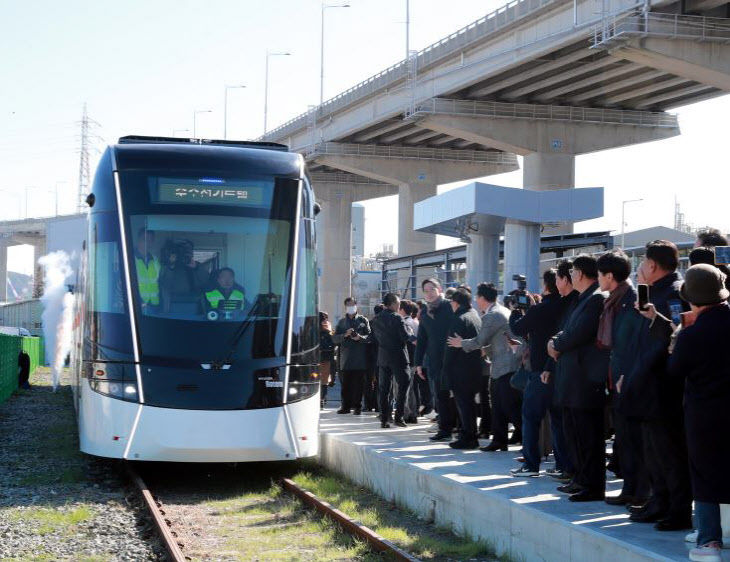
[318,409,706,562]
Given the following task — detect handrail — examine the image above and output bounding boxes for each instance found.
[261,0,563,142]
[407,98,678,128]
[306,142,519,164]
[310,172,391,186]
[593,12,730,46]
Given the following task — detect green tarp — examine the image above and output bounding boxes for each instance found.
[0,335,44,404]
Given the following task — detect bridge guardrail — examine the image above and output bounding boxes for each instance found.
[262,0,559,142]
[407,98,678,128]
[593,12,730,46]
[305,142,519,164]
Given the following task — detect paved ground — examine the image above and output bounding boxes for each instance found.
[318,406,704,562]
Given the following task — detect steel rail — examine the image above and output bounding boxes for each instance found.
[279,478,422,562]
[127,466,188,562]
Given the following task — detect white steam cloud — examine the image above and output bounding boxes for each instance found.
[39,251,75,390]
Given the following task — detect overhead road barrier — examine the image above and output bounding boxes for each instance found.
[594,12,730,47]
[260,0,564,142]
[304,142,518,164]
[406,98,679,128]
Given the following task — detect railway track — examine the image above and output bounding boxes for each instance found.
[127,464,422,562]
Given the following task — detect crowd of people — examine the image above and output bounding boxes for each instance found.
[318,229,730,562]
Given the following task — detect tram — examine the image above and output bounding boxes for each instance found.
[71,136,320,462]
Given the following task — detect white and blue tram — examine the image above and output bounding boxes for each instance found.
[71,136,320,462]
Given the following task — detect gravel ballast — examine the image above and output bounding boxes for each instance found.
[0,368,162,561]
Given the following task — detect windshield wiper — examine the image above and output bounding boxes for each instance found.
[209,298,262,370]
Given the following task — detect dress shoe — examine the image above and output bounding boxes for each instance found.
[629,510,665,523]
[419,406,433,417]
[404,417,418,424]
[336,408,351,414]
[429,431,452,442]
[569,490,605,502]
[380,421,390,429]
[557,482,583,494]
[394,419,407,428]
[654,516,693,531]
[449,439,480,450]
[353,408,362,415]
[605,494,635,506]
[480,442,507,452]
[507,434,521,445]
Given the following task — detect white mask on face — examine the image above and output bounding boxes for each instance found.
[346,305,357,316]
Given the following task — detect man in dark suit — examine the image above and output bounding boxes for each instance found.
[625,240,692,530]
[415,278,455,441]
[548,254,609,502]
[371,292,411,428]
[442,288,483,449]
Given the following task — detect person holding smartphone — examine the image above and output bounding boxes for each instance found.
[332,297,371,415]
[623,240,692,530]
[643,264,730,562]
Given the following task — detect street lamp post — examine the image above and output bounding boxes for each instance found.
[193,109,212,139]
[264,50,291,136]
[320,2,350,106]
[224,84,246,139]
[621,198,644,249]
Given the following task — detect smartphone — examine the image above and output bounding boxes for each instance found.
[714,246,730,266]
[637,284,650,311]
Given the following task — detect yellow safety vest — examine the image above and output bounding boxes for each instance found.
[206,289,245,310]
[135,256,160,305]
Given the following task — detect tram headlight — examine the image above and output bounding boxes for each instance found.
[89,379,139,403]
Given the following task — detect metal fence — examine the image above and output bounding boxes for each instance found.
[261,0,560,142]
[407,98,679,128]
[0,335,43,405]
[594,12,730,46]
[306,142,519,164]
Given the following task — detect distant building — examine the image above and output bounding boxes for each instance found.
[351,204,365,258]
[613,226,696,250]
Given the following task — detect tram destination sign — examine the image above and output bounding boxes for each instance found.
[157,182,265,206]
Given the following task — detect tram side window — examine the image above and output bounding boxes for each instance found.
[90,241,125,314]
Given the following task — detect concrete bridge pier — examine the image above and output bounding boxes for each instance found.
[314,187,353,320]
[411,103,679,292]
[310,175,399,319]
[465,233,500,294]
[309,143,519,257]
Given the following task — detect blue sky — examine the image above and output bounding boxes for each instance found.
[1,0,728,272]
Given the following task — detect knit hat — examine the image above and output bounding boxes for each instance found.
[679,264,730,305]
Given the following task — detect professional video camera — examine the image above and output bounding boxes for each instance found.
[161,238,194,267]
[504,274,530,311]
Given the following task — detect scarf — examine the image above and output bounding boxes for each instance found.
[427,295,444,319]
[597,280,632,349]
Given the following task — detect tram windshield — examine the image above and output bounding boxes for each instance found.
[108,172,304,362]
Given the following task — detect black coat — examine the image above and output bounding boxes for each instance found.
[509,293,562,373]
[621,271,689,420]
[332,314,371,371]
[415,299,454,392]
[543,290,579,374]
[667,303,730,503]
[442,306,482,392]
[552,282,609,409]
[370,309,410,368]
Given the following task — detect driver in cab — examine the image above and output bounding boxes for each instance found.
[204,267,250,320]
